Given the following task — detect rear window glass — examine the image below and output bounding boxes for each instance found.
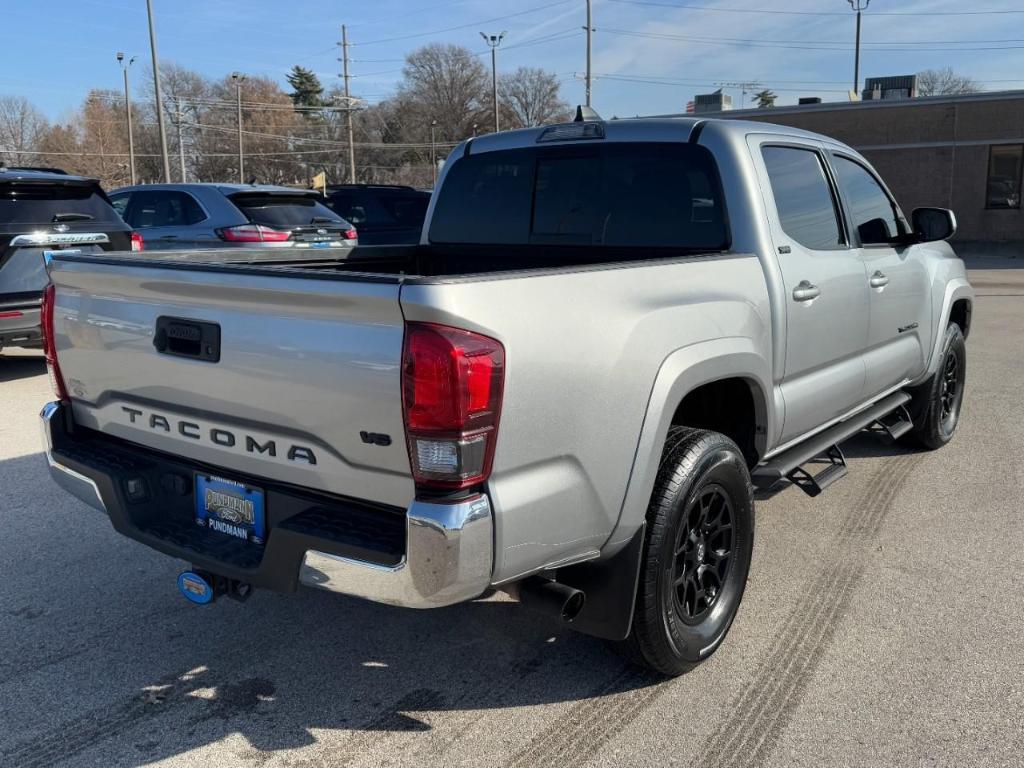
[230,194,345,227]
[0,183,121,225]
[428,143,729,249]
[379,194,430,226]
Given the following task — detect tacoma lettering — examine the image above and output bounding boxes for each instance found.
[119,406,316,465]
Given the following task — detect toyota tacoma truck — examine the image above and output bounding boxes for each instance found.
[40,115,973,675]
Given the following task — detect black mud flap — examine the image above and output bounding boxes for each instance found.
[557,522,646,641]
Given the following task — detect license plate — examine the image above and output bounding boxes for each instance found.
[195,475,265,545]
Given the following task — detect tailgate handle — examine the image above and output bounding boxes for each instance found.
[154,316,221,363]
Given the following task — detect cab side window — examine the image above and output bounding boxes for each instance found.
[832,156,903,245]
[762,146,845,251]
[110,193,130,219]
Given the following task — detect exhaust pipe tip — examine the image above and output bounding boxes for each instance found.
[506,577,586,623]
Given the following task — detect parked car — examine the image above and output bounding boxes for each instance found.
[109,183,358,251]
[0,166,137,352]
[41,116,973,675]
[324,184,430,244]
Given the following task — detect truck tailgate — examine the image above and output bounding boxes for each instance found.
[48,257,414,508]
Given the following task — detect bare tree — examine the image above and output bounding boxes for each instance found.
[399,43,489,142]
[499,67,570,128]
[916,68,982,97]
[0,95,49,167]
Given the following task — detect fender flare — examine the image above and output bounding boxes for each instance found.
[606,336,773,556]
[921,279,974,381]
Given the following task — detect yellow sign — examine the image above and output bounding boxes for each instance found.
[311,171,327,191]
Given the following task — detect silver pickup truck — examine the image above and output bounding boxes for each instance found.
[40,116,973,675]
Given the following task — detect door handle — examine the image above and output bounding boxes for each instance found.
[792,280,820,302]
[869,270,890,289]
[159,235,179,240]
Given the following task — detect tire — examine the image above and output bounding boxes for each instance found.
[904,323,967,450]
[614,427,755,676]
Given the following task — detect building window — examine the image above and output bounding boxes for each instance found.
[986,145,1023,210]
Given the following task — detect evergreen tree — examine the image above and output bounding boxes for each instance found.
[286,65,325,113]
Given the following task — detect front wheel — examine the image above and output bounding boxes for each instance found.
[905,323,967,450]
[614,427,754,676]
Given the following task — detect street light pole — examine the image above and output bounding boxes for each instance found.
[231,73,245,184]
[480,31,505,133]
[116,52,137,185]
[145,0,171,182]
[584,0,593,107]
[847,0,870,97]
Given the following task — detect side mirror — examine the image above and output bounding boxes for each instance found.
[912,207,957,242]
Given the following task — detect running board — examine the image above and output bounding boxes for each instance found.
[752,391,912,494]
[872,403,914,443]
[784,444,847,497]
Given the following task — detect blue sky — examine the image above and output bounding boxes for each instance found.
[3,0,1024,120]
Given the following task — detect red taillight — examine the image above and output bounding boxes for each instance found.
[402,322,504,489]
[344,228,358,241]
[41,284,69,401]
[216,224,291,243]
[130,231,145,252]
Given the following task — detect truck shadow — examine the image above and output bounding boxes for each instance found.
[0,352,45,383]
[1,451,665,766]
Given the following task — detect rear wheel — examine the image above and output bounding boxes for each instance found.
[905,323,967,450]
[615,427,754,676]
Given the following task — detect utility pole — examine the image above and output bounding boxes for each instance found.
[430,119,438,187]
[231,73,245,183]
[480,31,505,133]
[116,52,137,185]
[340,25,357,183]
[847,0,870,97]
[584,0,593,107]
[174,99,186,182]
[146,0,171,182]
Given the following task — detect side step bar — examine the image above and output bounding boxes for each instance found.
[872,403,914,443]
[752,391,912,495]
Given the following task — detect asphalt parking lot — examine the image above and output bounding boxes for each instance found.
[1,260,1022,768]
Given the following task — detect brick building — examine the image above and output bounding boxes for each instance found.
[667,90,1024,247]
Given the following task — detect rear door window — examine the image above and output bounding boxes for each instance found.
[428,143,729,250]
[123,190,206,228]
[0,183,122,225]
[761,146,845,251]
[230,194,345,227]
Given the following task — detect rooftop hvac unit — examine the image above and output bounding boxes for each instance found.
[693,89,733,113]
[862,75,918,100]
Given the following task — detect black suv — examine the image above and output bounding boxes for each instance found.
[324,184,430,245]
[1,167,135,351]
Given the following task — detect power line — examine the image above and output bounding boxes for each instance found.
[356,0,572,45]
[606,0,1024,15]
[601,28,1024,52]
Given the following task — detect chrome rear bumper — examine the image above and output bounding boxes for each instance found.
[299,496,493,608]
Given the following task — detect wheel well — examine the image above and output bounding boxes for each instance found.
[671,378,762,467]
[950,299,971,338]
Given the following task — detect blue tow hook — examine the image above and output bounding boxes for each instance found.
[177,571,215,605]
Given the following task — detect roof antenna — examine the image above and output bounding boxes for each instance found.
[574,105,603,122]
